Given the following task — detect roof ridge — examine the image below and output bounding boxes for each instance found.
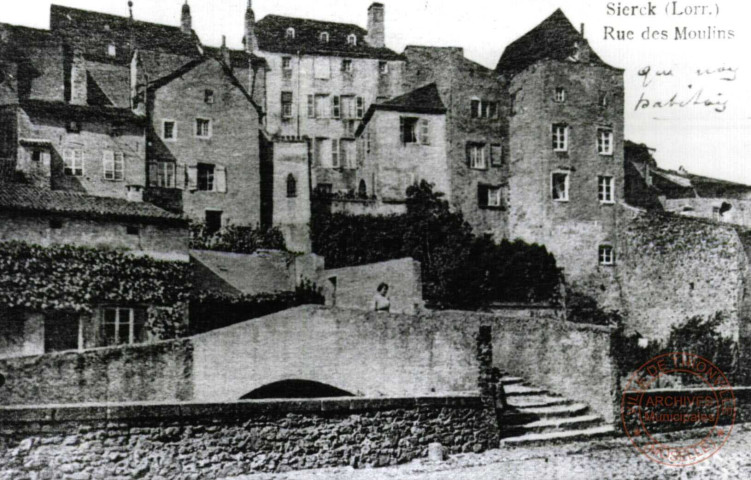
[258,13,364,31]
[50,4,184,32]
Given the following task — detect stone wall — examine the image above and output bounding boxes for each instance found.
[617,211,747,341]
[271,140,311,253]
[0,340,193,406]
[0,211,189,257]
[0,396,499,479]
[320,258,423,314]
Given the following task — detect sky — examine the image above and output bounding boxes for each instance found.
[3,0,751,183]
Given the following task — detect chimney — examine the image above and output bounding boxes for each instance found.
[244,0,258,53]
[580,23,585,38]
[181,1,192,35]
[366,3,385,49]
[68,47,87,106]
[220,35,231,67]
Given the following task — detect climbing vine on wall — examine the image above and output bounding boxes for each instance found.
[0,241,191,313]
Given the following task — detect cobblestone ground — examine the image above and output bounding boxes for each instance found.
[228,424,751,480]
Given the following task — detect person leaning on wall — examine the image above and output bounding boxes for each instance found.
[372,283,391,312]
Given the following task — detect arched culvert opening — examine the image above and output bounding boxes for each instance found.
[240,380,355,400]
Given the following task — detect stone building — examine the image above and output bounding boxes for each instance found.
[497,9,624,287]
[402,46,508,237]
[247,1,407,195]
[355,83,449,211]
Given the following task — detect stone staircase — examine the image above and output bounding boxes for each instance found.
[498,376,615,446]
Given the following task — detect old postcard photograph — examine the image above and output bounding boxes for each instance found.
[0,0,750,478]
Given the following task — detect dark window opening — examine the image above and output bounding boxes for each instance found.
[204,89,214,104]
[286,174,297,198]
[197,163,215,191]
[44,313,79,353]
[49,219,63,229]
[31,150,41,162]
[66,121,81,133]
[126,226,140,235]
[358,179,367,198]
[400,117,419,144]
[241,379,354,400]
[205,210,223,235]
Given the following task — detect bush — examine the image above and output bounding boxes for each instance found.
[190,223,287,254]
[312,181,562,308]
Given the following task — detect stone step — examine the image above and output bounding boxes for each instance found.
[519,414,604,433]
[500,376,524,386]
[500,425,616,447]
[503,384,548,397]
[506,395,572,408]
[516,402,590,418]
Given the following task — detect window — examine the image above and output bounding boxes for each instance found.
[320,32,330,43]
[103,151,124,181]
[49,219,63,229]
[467,143,487,170]
[599,91,609,107]
[314,57,331,79]
[358,179,367,198]
[196,118,211,138]
[491,144,503,166]
[107,44,117,57]
[597,128,614,155]
[341,140,356,169]
[331,139,340,168]
[471,99,500,119]
[31,150,41,162]
[552,172,570,201]
[552,124,568,152]
[126,226,140,236]
[365,129,373,155]
[197,163,215,191]
[205,210,223,234]
[204,89,214,104]
[356,96,364,119]
[341,96,356,119]
[285,27,295,39]
[342,59,353,73]
[419,119,430,145]
[163,120,176,140]
[379,61,389,75]
[282,56,292,78]
[45,313,80,353]
[347,34,357,46]
[315,94,330,118]
[332,96,341,119]
[598,176,615,203]
[599,245,615,266]
[555,87,566,103]
[102,308,146,347]
[343,120,356,137]
[63,149,84,176]
[478,185,504,209]
[150,161,176,188]
[281,92,294,119]
[400,117,419,144]
[286,174,297,198]
[66,121,81,133]
[307,95,315,118]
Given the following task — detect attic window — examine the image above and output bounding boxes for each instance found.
[347,34,357,46]
[320,32,330,43]
[107,44,117,57]
[204,89,215,104]
[286,28,296,40]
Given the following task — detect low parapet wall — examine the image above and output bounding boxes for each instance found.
[0,396,499,479]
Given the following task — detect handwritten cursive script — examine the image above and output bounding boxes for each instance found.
[636,65,737,113]
[634,87,728,113]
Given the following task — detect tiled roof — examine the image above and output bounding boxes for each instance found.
[357,83,445,136]
[0,184,186,225]
[20,100,146,125]
[0,23,58,69]
[256,15,404,60]
[50,4,201,64]
[495,9,613,74]
[202,46,266,70]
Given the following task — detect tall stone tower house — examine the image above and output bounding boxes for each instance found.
[497,10,625,291]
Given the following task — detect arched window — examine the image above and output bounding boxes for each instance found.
[347,34,357,46]
[358,179,367,198]
[285,27,296,40]
[319,32,329,43]
[286,174,297,198]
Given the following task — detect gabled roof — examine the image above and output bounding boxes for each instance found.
[0,184,186,225]
[356,83,445,136]
[50,4,201,64]
[256,14,404,61]
[496,9,613,74]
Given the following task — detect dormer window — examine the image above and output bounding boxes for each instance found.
[107,44,117,57]
[347,34,357,46]
[320,32,330,43]
[285,28,296,40]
